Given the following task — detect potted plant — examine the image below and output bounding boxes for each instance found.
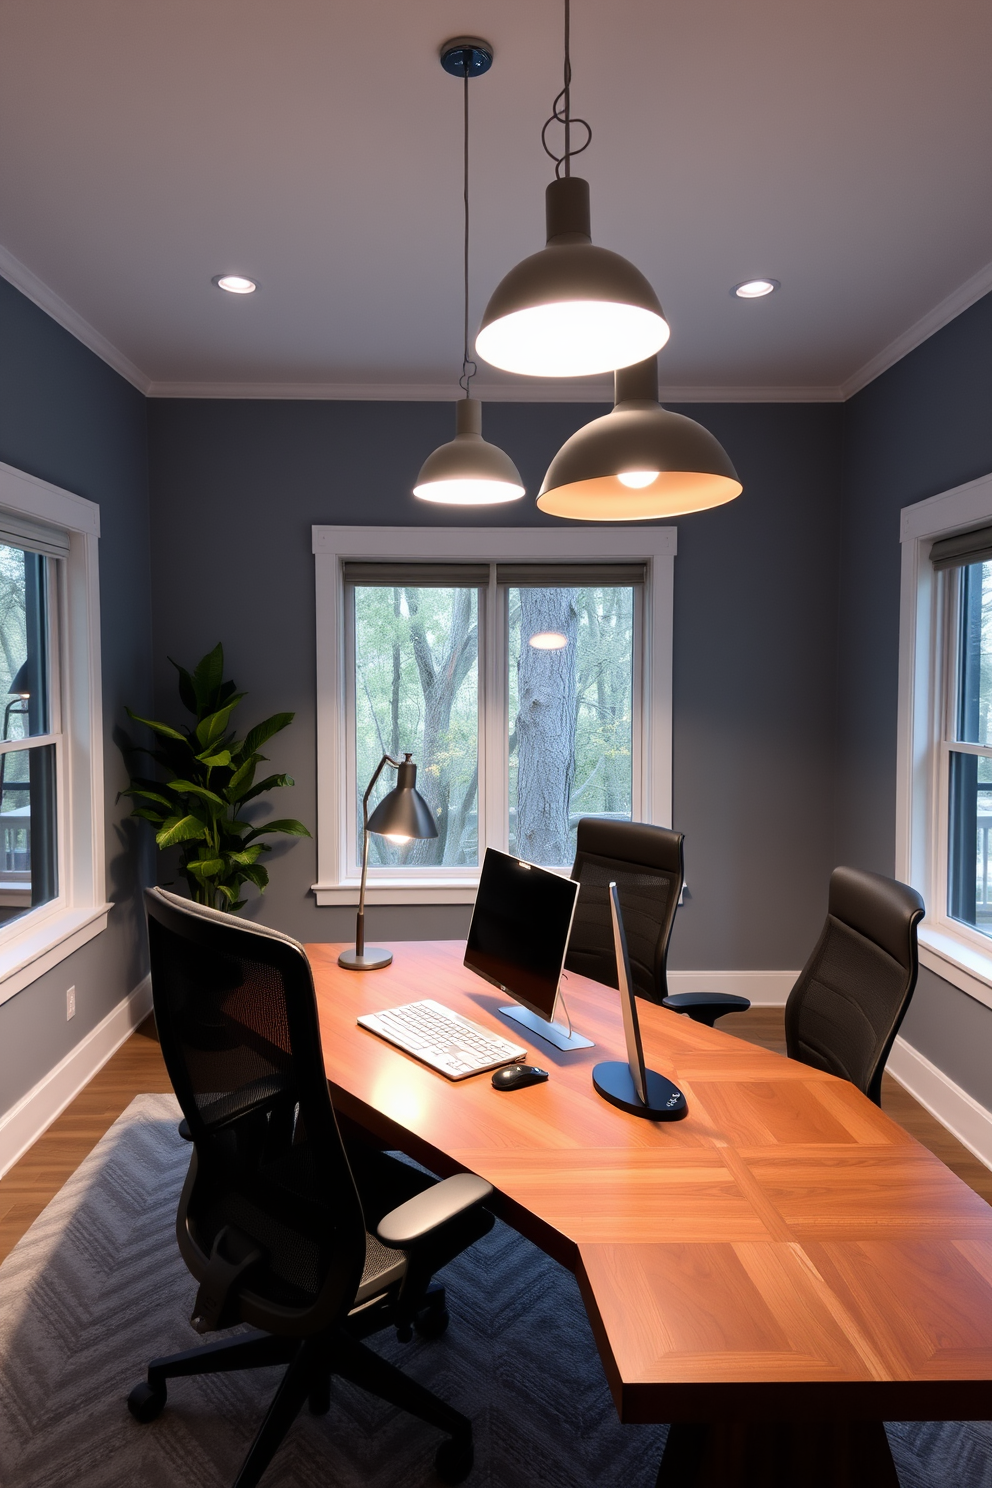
[122,643,310,910]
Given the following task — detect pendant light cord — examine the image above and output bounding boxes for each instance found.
[459,63,477,397]
[542,0,591,180]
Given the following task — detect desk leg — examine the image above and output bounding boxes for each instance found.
[656,1421,899,1488]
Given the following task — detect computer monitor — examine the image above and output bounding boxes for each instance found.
[464,847,593,1051]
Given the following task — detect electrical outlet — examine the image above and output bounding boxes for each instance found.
[66,985,76,1020]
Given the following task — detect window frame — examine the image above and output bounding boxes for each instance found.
[0,460,107,1008]
[313,525,676,905]
[897,470,992,1011]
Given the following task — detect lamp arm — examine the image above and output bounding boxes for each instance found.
[356,754,402,957]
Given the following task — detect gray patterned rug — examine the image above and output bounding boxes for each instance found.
[0,1096,988,1488]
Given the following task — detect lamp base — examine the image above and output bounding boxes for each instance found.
[592,1061,688,1121]
[337,947,394,971]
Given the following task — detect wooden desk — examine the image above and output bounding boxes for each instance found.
[307,941,992,1486]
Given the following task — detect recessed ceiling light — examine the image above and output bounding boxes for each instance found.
[732,278,779,299]
[213,274,257,295]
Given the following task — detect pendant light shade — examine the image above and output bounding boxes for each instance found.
[537,356,742,521]
[414,397,525,505]
[476,177,670,378]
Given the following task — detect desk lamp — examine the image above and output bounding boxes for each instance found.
[339,752,437,970]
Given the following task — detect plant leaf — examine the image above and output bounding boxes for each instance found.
[228,846,263,866]
[120,786,174,809]
[226,756,257,798]
[197,748,232,768]
[239,773,293,804]
[188,857,224,878]
[156,815,207,847]
[126,708,186,742]
[169,657,198,715]
[244,818,311,842]
[237,713,294,759]
[192,644,225,715]
[195,703,236,750]
[240,863,270,889]
[165,780,227,807]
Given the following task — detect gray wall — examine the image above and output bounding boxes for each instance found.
[0,278,152,1117]
[837,290,992,1105]
[146,398,843,970]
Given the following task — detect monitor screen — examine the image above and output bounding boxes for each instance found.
[464,848,579,1021]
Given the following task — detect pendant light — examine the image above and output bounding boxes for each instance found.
[536,355,743,520]
[414,39,525,507]
[475,0,670,379]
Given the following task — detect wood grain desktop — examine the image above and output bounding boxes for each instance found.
[308,940,992,1441]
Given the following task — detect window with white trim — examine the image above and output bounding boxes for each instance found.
[313,527,675,905]
[897,472,992,1009]
[0,461,107,1007]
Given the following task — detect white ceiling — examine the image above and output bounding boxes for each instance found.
[0,0,989,399]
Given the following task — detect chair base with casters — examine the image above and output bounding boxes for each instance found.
[128,1284,472,1488]
[662,991,751,1027]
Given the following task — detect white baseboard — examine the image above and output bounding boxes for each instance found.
[886,1035,992,1173]
[666,969,798,1006]
[0,974,152,1178]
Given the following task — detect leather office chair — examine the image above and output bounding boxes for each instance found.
[566,818,692,1006]
[784,865,925,1105]
[129,887,494,1488]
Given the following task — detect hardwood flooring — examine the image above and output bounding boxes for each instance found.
[1,1006,989,1268]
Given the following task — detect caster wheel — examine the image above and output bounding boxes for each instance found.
[416,1304,450,1339]
[435,1435,473,1484]
[128,1381,167,1423]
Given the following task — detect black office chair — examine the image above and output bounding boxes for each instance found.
[129,887,494,1488]
[784,865,925,1106]
[565,818,690,1005]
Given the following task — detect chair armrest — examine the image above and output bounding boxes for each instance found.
[377,1173,493,1248]
[661,992,751,1027]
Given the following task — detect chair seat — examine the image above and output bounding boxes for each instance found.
[662,992,751,1027]
[354,1232,406,1305]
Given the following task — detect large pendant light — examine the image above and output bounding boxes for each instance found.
[414,39,525,507]
[475,0,670,379]
[537,355,743,520]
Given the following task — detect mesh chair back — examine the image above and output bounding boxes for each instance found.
[146,887,367,1336]
[785,867,925,1105]
[565,819,684,1003]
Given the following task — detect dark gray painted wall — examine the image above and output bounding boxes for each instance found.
[146,398,843,970]
[0,278,152,1117]
[837,290,992,1105]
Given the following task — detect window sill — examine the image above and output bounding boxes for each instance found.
[917,922,992,1014]
[312,880,480,907]
[0,902,112,1009]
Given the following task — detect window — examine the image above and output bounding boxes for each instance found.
[314,527,675,904]
[0,461,106,1007]
[897,472,992,1010]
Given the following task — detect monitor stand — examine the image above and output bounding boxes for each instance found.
[500,1003,594,1052]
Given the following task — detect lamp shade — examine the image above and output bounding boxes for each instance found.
[476,178,670,378]
[8,661,30,698]
[366,756,438,840]
[537,356,742,520]
[414,398,525,506]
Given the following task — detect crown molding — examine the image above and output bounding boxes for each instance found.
[841,257,992,400]
[145,377,844,403]
[0,246,151,394]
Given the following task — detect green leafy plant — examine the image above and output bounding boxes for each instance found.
[122,643,310,910]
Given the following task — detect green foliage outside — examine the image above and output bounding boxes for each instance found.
[122,644,310,910]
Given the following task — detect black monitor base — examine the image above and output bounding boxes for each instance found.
[592,1061,688,1121]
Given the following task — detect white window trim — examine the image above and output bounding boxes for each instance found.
[0,460,109,1008]
[312,525,676,906]
[897,469,992,1012]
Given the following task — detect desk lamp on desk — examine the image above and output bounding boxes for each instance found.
[339,752,437,970]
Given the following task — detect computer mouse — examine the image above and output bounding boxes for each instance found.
[492,1063,549,1091]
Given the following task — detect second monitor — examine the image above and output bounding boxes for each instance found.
[464,847,593,1052]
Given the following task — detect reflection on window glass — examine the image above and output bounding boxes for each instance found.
[0,742,57,925]
[955,560,992,744]
[353,585,479,868]
[508,586,633,866]
[0,544,49,740]
[948,558,992,939]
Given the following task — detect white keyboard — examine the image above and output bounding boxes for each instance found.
[357,998,527,1080]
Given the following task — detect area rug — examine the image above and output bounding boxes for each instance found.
[0,1096,988,1488]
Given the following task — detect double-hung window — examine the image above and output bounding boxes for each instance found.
[898,472,992,1008]
[314,527,675,904]
[0,461,107,1005]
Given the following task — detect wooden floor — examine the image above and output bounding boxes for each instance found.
[1,1007,990,1266]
